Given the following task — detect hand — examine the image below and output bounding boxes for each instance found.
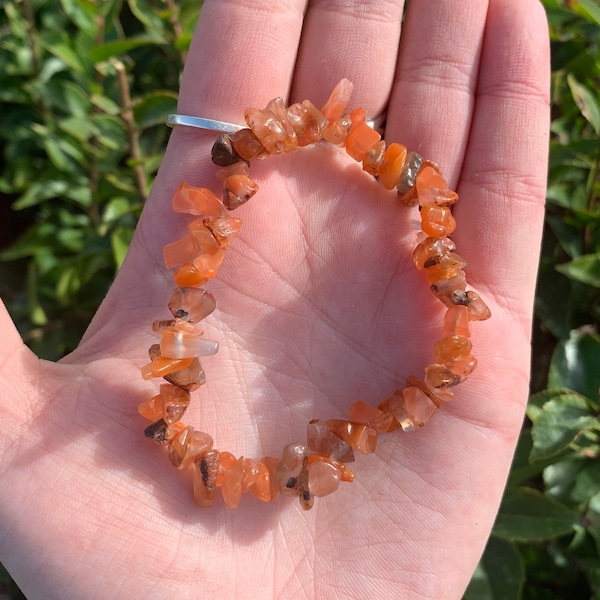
[0,0,550,598]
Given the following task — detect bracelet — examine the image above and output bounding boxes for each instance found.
[139,79,491,510]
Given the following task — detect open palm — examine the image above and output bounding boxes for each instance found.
[0,1,550,598]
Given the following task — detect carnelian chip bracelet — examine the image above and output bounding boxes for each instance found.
[140,79,491,510]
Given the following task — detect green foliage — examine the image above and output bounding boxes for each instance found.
[466,1,600,598]
[0,0,194,359]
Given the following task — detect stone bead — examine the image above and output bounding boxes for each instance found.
[168,428,213,470]
[425,363,467,388]
[188,219,220,254]
[173,263,208,287]
[325,419,378,455]
[433,339,473,381]
[345,121,381,162]
[322,114,352,145]
[216,451,237,486]
[287,100,328,146]
[221,455,245,508]
[276,443,307,495]
[223,174,258,210]
[192,449,220,507]
[386,392,415,432]
[171,183,226,217]
[397,151,424,194]
[141,354,194,380]
[211,134,244,167]
[430,271,467,306]
[424,252,467,285]
[446,354,477,377]
[362,140,386,176]
[205,215,243,249]
[169,287,216,323]
[347,400,395,432]
[306,453,354,481]
[463,291,492,321]
[163,364,205,390]
[296,468,313,510]
[402,386,437,427]
[168,425,194,468]
[247,461,272,502]
[245,100,296,155]
[443,305,471,338]
[138,383,186,424]
[261,456,281,502]
[231,128,267,161]
[306,419,355,463]
[413,236,456,270]
[192,250,224,279]
[215,161,250,182]
[416,166,458,207]
[433,336,472,364]
[421,205,457,237]
[320,78,353,122]
[379,143,408,190]
[144,418,185,444]
[307,460,341,497]
[163,234,199,270]
[160,329,219,359]
[138,394,163,421]
[405,375,447,406]
[241,458,260,492]
[376,397,401,432]
[152,319,195,333]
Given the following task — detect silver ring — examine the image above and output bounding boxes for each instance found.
[166,114,245,134]
[366,112,387,136]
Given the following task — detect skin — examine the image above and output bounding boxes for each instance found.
[0,0,550,598]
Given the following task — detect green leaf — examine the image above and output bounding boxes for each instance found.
[493,487,579,542]
[570,0,600,27]
[548,329,600,398]
[556,254,600,287]
[89,37,164,63]
[586,492,600,556]
[465,538,525,600]
[133,91,178,128]
[567,74,600,134]
[529,392,599,461]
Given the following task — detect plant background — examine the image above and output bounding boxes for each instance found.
[1,0,599,598]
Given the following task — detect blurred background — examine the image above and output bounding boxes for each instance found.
[1,1,599,598]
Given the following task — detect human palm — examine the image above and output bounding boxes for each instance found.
[0,1,550,598]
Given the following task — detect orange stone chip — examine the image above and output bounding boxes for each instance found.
[345,121,381,162]
[172,183,225,217]
[325,419,378,455]
[320,78,354,122]
[420,205,457,237]
[192,449,220,507]
[379,143,408,190]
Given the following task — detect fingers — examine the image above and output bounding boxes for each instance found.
[291,0,404,116]
[456,0,549,315]
[388,0,489,183]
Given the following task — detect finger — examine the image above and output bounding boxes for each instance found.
[178,0,308,121]
[449,0,549,433]
[291,0,404,116]
[78,0,309,353]
[387,0,489,183]
[457,0,549,315]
